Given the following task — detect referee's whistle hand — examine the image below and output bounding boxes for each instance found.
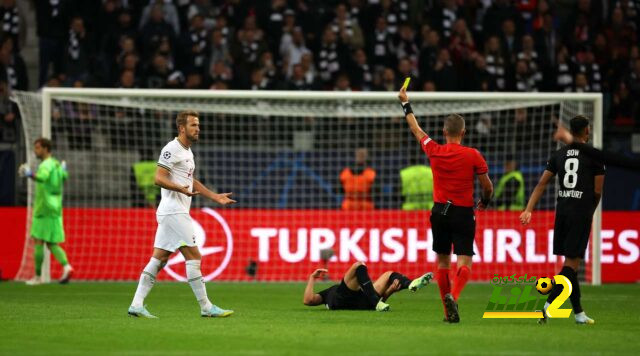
[519,211,532,225]
[398,87,408,102]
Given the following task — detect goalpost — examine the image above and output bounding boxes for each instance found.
[12,88,603,285]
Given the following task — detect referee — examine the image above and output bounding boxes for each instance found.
[398,87,493,323]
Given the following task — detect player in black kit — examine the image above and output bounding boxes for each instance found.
[303,262,433,311]
[520,115,604,325]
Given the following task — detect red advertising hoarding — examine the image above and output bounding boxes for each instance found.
[1,208,638,282]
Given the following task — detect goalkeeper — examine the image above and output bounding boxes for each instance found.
[19,138,73,285]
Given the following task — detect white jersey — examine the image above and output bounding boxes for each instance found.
[156,138,195,215]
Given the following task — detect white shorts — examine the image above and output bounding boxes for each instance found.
[154,213,197,252]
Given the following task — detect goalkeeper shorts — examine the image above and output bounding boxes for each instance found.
[154,213,197,252]
[31,215,65,243]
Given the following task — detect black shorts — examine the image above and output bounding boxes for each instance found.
[320,280,376,310]
[430,202,476,256]
[553,212,592,258]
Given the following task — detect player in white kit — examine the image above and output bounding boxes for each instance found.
[128,110,236,318]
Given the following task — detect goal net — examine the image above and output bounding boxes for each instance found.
[11,89,602,284]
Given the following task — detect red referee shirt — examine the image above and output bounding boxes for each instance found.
[420,135,488,207]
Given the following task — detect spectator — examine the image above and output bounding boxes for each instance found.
[281,27,310,77]
[139,0,180,35]
[396,23,419,65]
[367,16,395,70]
[371,0,402,35]
[139,3,176,59]
[180,13,209,73]
[231,24,268,86]
[35,0,71,86]
[610,81,637,129]
[209,29,232,67]
[533,13,557,68]
[500,19,518,65]
[65,81,94,150]
[316,25,347,88]
[286,63,313,90]
[468,54,493,91]
[332,3,364,50]
[377,67,396,91]
[431,0,459,39]
[0,79,18,142]
[300,52,317,87]
[573,72,590,92]
[64,16,94,85]
[448,18,476,67]
[187,0,217,30]
[144,53,183,89]
[483,0,520,37]
[484,36,507,90]
[208,59,233,85]
[249,68,272,90]
[432,48,458,91]
[340,148,376,210]
[349,49,373,91]
[258,51,279,84]
[555,47,574,92]
[0,0,25,51]
[0,36,27,90]
[418,29,440,83]
[575,49,602,92]
[515,59,539,92]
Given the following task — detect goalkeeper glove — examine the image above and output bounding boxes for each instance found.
[61,160,67,172]
[18,163,33,178]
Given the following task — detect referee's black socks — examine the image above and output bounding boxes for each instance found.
[546,266,583,314]
[355,264,380,306]
[389,272,412,290]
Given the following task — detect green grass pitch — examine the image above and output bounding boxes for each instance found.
[1,282,639,355]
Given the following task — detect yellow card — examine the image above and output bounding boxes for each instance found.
[402,77,411,90]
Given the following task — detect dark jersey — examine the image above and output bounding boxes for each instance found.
[546,145,605,215]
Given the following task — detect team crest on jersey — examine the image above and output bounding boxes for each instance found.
[163,151,171,159]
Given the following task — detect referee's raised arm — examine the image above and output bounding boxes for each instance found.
[398,87,427,142]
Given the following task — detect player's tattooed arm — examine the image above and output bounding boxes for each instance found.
[155,166,199,196]
[303,269,327,306]
[193,178,237,205]
[398,87,427,142]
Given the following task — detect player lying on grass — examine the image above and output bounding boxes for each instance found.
[303,261,433,311]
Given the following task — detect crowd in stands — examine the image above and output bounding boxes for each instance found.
[0,0,639,145]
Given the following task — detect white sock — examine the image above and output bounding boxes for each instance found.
[544,302,550,310]
[575,311,586,319]
[131,257,161,308]
[186,260,212,311]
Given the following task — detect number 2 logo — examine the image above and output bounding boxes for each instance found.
[545,275,573,318]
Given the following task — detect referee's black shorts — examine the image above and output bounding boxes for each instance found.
[553,212,592,259]
[430,202,476,256]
